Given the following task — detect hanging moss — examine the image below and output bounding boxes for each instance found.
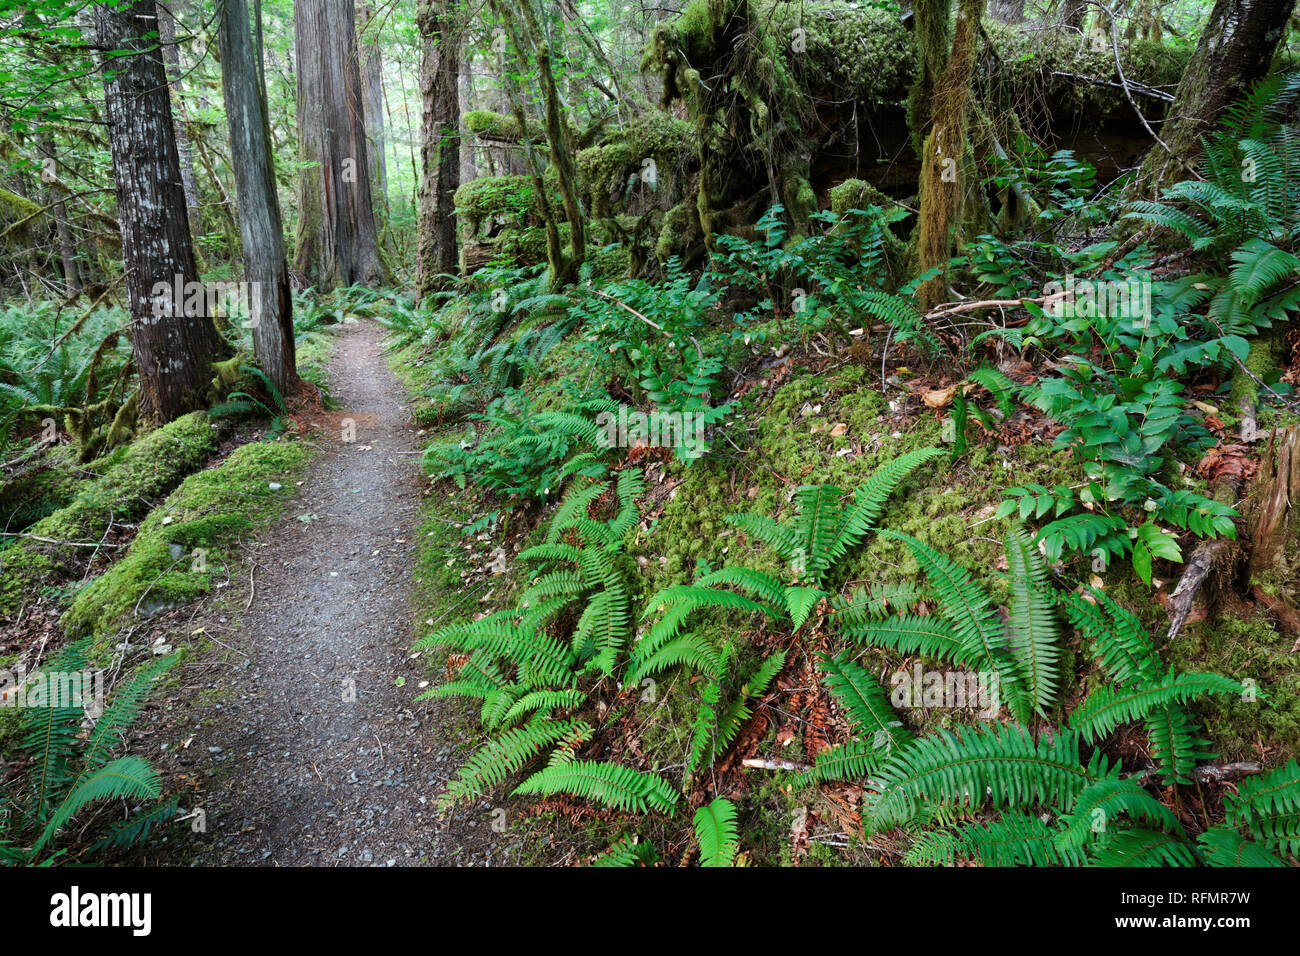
[914,0,984,311]
[0,186,42,245]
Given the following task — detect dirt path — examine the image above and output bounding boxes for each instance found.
[148,323,500,866]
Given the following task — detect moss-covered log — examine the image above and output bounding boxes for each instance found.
[0,412,219,621]
[642,0,1192,252]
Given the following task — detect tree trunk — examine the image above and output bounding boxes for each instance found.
[1249,425,1300,579]
[416,0,461,300]
[459,49,478,186]
[38,134,80,294]
[1129,0,1297,198]
[489,0,565,285]
[96,0,230,424]
[219,0,298,395]
[292,0,385,289]
[157,1,202,241]
[915,0,983,311]
[517,1,585,283]
[358,3,389,213]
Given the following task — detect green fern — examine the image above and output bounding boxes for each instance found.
[821,651,913,753]
[1068,671,1247,743]
[437,719,592,811]
[32,756,161,857]
[1226,760,1300,858]
[1056,777,1182,852]
[1003,528,1061,717]
[1089,828,1198,867]
[867,724,1106,832]
[590,834,659,867]
[693,797,740,866]
[879,530,1031,720]
[1197,825,1287,867]
[513,761,679,814]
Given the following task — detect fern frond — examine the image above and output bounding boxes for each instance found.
[1226,759,1300,858]
[1003,528,1061,717]
[437,719,590,811]
[1056,777,1182,851]
[820,651,913,751]
[965,811,1085,867]
[589,834,659,867]
[33,756,161,855]
[868,725,1102,832]
[839,613,970,664]
[791,484,844,583]
[826,448,942,570]
[1197,825,1286,867]
[799,738,888,785]
[694,566,787,609]
[882,531,1021,708]
[725,511,799,564]
[902,828,969,866]
[514,761,679,813]
[694,797,740,866]
[626,632,722,684]
[1088,828,1197,867]
[417,612,576,687]
[1145,705,1215,785]
[501,689,587,724]
[1068,672,1246,743]
[784,585,826,630]
[966,366,1019,416]
[1059,588,1161,685]
[418,680,497,704]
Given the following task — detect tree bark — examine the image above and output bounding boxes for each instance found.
[458,48,478,186]
[1129,0,1297,198]
[517,1,585,283]
[292,0,385,289]
[96,0,230,424]
[416,0,461,300]
[358,3,389,212]
[38,133,80,294]
[219,0,298,395]
[915,0,983,311]
[157,1,202,241]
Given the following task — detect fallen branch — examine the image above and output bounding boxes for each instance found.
[0,531,122,549]
[924,290,1066,321]
[1049,70,1174,102]
[741,757,810,772]
[1128,761,1261,785]
[1165,538,1230,642]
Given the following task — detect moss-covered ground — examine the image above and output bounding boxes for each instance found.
[389,303,1300,865]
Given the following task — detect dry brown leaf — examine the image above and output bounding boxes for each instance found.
[923,384,958,408]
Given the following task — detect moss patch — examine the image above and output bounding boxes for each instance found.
[1,412,220,619]
[62,440,312,639]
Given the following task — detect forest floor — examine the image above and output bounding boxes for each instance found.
[125,323,507,866]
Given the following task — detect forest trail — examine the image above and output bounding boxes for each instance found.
[150,323,498,866]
